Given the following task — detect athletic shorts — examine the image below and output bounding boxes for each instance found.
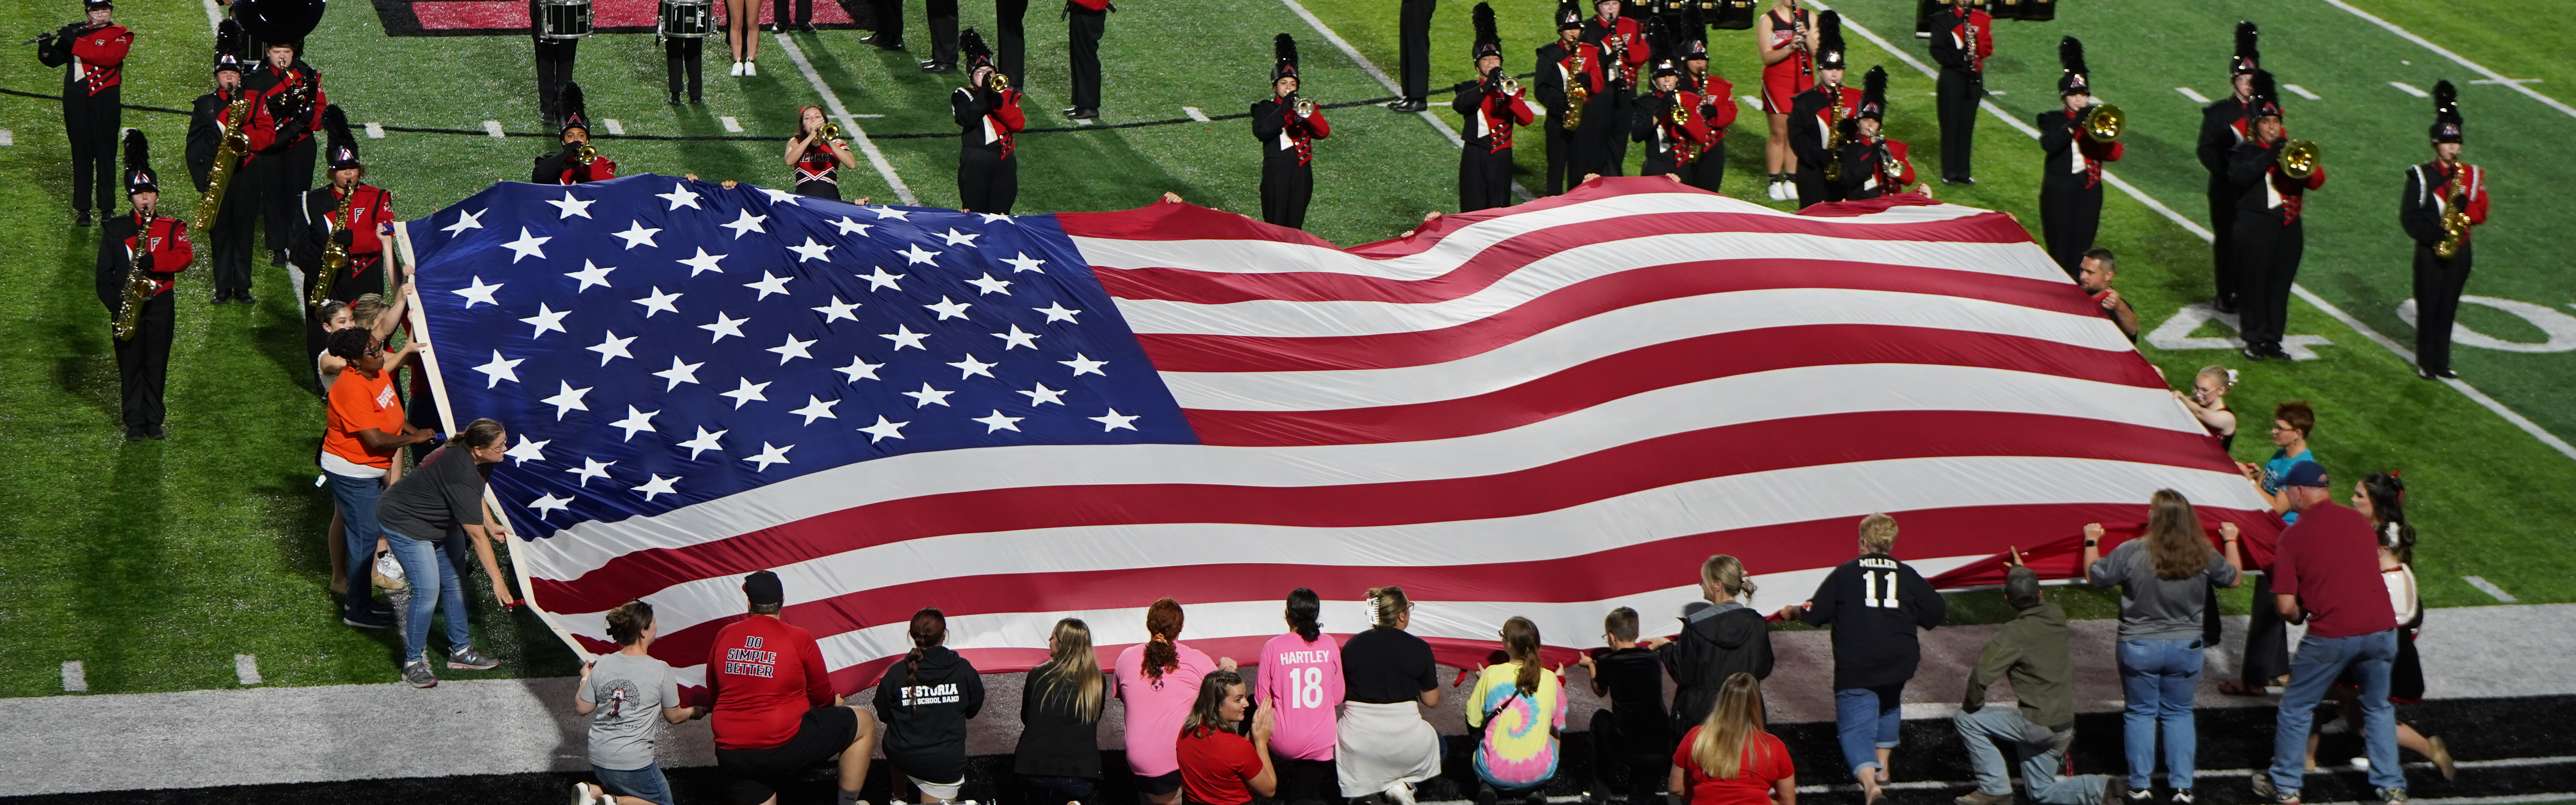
[716,705,860,805]
[1136,770,1184,796]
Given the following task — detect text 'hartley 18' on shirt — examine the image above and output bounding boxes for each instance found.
[1255,632,1344,762]
[1801,553,1947,690]
[705,615,835,751]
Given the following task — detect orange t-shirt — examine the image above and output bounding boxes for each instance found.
[323,367,406,469]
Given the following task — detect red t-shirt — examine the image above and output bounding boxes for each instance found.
[1177,726,1263,805]
[705,615,835,750]
[2270,503,2397,639]
[1674,726,1794,805]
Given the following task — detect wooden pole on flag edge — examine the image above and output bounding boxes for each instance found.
[392,219,591,662]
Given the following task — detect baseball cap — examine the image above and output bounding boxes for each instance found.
[742,570,784,606]
[2282,461,2330,489]
[2003,565,2043,610]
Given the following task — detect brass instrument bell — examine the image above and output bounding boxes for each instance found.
[2277,137,2320,179]
[2080,103,2123,142]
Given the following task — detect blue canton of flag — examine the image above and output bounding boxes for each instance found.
[404,174,1195,536]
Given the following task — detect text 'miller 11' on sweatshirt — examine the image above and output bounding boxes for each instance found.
[1800,553,1947,690]
[873,645,987,784]
[705,615,836,751]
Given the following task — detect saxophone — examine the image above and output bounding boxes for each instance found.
[112,240,157,341]
[310,185,358,309]
[2433,167,2471,259]
[192,97,252,234]
[1564,49,1591,131]
[1821,87,1844,182]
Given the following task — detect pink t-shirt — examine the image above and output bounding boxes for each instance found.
[1254,632,1344,761]
[1115,641,1216,776]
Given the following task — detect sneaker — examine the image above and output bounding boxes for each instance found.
[745,61,758,76]
[402,659,438,688]
[2378,788,2407,805]
[2249,773,2297,805]
[572,781,596,805]
[2171,791,2193,804]
[342,605,394,629]
[75,210,94,227]
[2125,790,2153,803]
[447,644,501,671]
[729,60,744,76]
[1955,792,2013,805]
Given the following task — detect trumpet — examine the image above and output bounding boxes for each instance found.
[1293,94,1316,117]
[2277,137,2320,179]
[1668,97,1701,163]
[1499,76,1521,97]
[814,121,847,148]
[987,70,1012,92]
[2078,103,2123,142]
[574,143,599,164]
[1881,144,1904,184]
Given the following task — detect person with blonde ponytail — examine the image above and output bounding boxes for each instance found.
[1337,586,1443,804]
[1669,673,1795,805]
[1465,617,1567,805]
[872,608,986,804]
[1116,598,1233,805]
[1018,618,1114,805]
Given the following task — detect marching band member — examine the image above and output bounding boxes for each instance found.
[1534,0,1604,195]
[2228,70,2326,362]
[529,0,580,126]
[1631,36,1710,183]
[189,31,272,305]
[32,0,130,226]
[2197,21,2260,313]
[1454,3,1534,212]
[1784,12,1857,208]
[1925,0,1990,185]
[1835,66,1915,201]
[1754,0,1816,201]
[1252,34,1331,229]
[663,0,705,104]
[97,131,194,440]
[788,106,859,200]
[1677,19,1734,193]
[1392,0,1437,112]
[953,30,1026,213]
[2037,37,2122,277]
[532,84,618,184]
[297,108,396,362]
[2399,80,2488,380]
[1580,0,1648,177]
[1062,0,1109,120]
[247,39,325,269]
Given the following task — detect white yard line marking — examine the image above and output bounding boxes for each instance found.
[772,33,917,205]
[0,130,12,147]
[1824,0,2576,465]
[202,0,223,33]
[2389,81,2429,97]
[2321,0,2576,119]
[1182,106,1210,123]
[234,654,261,686]
[719,115,743,133]
[1274,0,1536,202]
[1741,94,1762,110]
[602,118,625,135]
[2175,86,2211,104]
[2465,575,2520,603]
[852,113,887,118]
[60,661,85,693]
[364,122,385,139]
[481,120,504,138]
[2471,78,2541,85]
[2283,83,2322,100]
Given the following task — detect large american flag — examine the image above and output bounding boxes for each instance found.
[404,174,2276,693]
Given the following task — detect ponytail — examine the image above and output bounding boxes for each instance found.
[1144,598,1184,682]
[1365,586,1411,630]
[1285,587,1322,642]
[1501,616,1542,695]
[905,607,946,687]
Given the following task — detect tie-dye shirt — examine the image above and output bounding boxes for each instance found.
[1465,661,1567,789]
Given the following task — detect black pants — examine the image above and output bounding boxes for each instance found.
[959,148,1018,213]
[2231,216,2303,351]
[1543,118,1577,195]
[1067,7,1104,110]
[1588,711,1668,803]
[210,164,264,293]
[665,37,704,102]
[1397,0,1436,101]
[1261,158,1312,229]
[2039,180,2102,279]
[796,179,841,200]
[996,0,1027,82]
[1273,756,1335,805]
[1576,91,1624,177]
[1459,146,1513,212]
[2239,572,2290,687]
[113,291,174,431]
[2412,243,2473,373]
[871,0,903,46]
[1681,140,1724,193]
[260,139,315,261]
[535,38,578,126]
[1792,165,1832,208]
[926,0,960,67]
[2207,175,2238,307]
[1640,151,1681,180]
[772,0,812,25]
[65,86,122,215]
[1935,67,1979,182]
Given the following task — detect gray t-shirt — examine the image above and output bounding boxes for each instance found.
[2087,538,2242,641]
[579,651,681,771]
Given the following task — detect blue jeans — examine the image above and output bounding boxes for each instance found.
[1955,705,2111,804]
[1835,685,1904,778]
[2118,638,2204,790]
[2270,629,2403,795]
[323,470,385,613]
[382,528,471,663]
[594,762,674,805]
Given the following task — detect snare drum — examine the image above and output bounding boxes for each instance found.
[536,0,593,40]
[658,0,713,39]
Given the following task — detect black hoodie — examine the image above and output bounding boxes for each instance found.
[872,646,987,783]
[1656,600,1774,734]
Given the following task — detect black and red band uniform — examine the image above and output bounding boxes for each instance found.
[1631,73,1713,180]
[246,58,326,264]
[1454,73,1535,212]
[37,17,132,216]
[1924,1,1990,183]
[1785,82,1860,207]
[97,155,194,437]
[1254,35,1331,230]
[294,182,395,308]
[2398,81,2487,377]
[188,50,275,299]
[1534,4,1604,195]
[1577,10,1648,177]
[2197,21,2263,313]
[2038,38,2122,277]
[533,146,618,184]
[2226,71,2327,359]
[954,80,1027,213]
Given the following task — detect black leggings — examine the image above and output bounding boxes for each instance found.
[958,148,1017,213]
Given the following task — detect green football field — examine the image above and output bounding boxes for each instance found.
[1,0,2571,697]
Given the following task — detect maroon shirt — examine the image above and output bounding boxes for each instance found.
[2270,502,2397,639]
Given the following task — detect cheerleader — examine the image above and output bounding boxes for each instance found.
[1753,0,1817,201]
[784,105,858,199]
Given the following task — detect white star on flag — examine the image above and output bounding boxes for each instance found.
[678,247,727,276]
[633,286,683,317]
[1060,353,1109,376]
[505,434,550,465]
[654,356,703,390]
[870,206,912,220]
[936,228,980,246]
[882,324,929,350]
[565,259,617,292]
[830,216,872,236]
[836,356,884,382]
[768,334,817,364]
[744,271,795,300]
[567,456,614,486]
[455,276,504,307]
[1001,252,1046,273]
[721,209,769,238]
[502,228,550,262]
[948,354,997,379]
[700,312,748,343]
[720,377,771,408]
[1034,301,1081,323]
[1018,382,1066,406]
[612,220,661,249]
[786,237,835,263]
[1090,409,1141,432]
[924,296,972,320]
[811,297,861,323]
[676,426,727,460]
[657,182,703,210]
[608,406,660,441]
[972,409,1024,433]
[518,303,569,337]
[896,243,940,266]
[474,350,524,387]
[441,208,485,234]
[965,273,1012,295]
[858,267,904,291]
[790,395,842,424]
[756,186,803,205]
[632,474,679,502]
[992,324,1039,350]
[744,442,793,471]
[858,416,909,442]
[588,330,637,365]
[542,381,593,419]
[528,492,573,519]
[547,190,595,219]
[976,213,1014,224]
[903,382,955,407]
